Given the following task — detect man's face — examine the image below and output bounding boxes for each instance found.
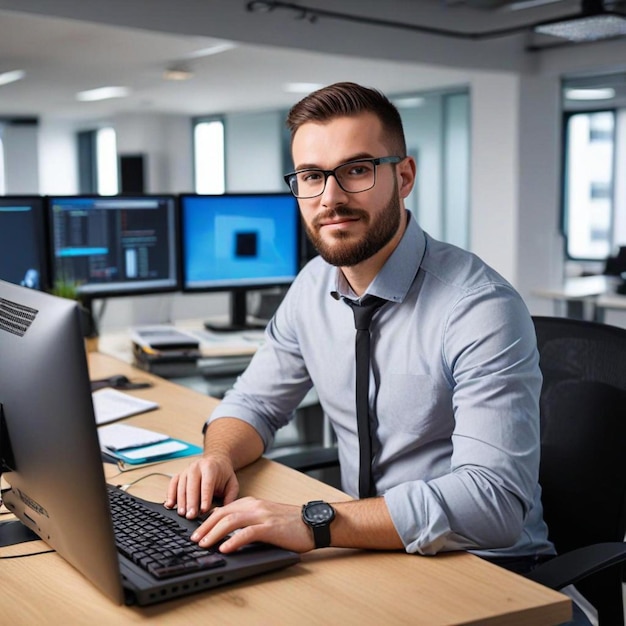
[291,112,406,268]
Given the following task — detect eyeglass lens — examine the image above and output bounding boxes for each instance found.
[291,160,377,198]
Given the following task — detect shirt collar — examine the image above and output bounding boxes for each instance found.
[331,211,426,303]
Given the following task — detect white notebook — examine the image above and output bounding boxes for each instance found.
[92,388,159,425]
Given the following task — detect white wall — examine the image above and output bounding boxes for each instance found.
[225,110,284,192]
[114,112,193,193]
[3,123,39,193]
[470,72,520,286]
[516,74,564,316]
[38,119,78,194]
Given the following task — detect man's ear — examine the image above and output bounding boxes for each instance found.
[398,156,417,199]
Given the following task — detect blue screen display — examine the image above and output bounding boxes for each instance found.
[181,193,300,290]
[0,197,48,290]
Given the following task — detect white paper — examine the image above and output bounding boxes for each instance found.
[98,423,168,451]
[92,387,159,425]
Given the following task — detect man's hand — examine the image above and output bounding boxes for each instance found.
[165,453,239,520]
[190,497,315,554]
[165,417,265,519]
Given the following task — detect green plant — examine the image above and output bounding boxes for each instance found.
[50,278,81,301]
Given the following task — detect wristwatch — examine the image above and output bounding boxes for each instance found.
[301,500,336,549]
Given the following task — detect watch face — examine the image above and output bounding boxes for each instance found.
[305,502,334,525]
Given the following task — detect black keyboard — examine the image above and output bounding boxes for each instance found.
[107,485,226,580]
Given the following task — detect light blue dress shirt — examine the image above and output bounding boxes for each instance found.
[208,212,554,558]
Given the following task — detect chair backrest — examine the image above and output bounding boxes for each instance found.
[532,316,626,623]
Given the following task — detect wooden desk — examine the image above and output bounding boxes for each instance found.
[0,353,571,625]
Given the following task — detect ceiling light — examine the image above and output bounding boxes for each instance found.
[507,0,563,10]
[187,42,236,58]
[535,14,626,41]
[247,1,274,11]
[0,69,25,86]
[283,82,325,94]
[564,87,616,100]
[393,97,426,108]
[163,66,194,81]
[76,86,131,102]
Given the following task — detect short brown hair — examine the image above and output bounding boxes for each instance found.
[286,82,407,156]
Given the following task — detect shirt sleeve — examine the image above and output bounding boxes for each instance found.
[384,283,543,555]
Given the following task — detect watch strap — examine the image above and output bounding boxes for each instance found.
[311,522,331,549]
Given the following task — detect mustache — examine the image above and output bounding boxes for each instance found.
[311,207,368,228]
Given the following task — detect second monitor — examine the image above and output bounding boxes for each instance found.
[0,196,49,291]
[179,193,301,331]
[48,195,179,300]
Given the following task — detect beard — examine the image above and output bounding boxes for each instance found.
[303,187,402,267]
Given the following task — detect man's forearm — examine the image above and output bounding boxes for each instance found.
[330,498,405,551]
[203,417,265,471]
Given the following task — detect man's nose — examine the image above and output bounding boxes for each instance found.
[320,173,347,206]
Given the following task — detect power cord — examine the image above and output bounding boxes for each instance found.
[0,548,55,559]
[114,471,173,493]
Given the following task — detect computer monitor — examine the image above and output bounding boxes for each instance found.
[47,195,179,300]
[0,279,124,603]
[0,196,49,290]
[179,193,301,331]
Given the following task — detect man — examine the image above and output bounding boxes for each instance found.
[165,82,590,623]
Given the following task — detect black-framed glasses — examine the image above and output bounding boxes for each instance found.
[283,156,403,199]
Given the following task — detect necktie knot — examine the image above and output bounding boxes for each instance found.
[345,295,386,330]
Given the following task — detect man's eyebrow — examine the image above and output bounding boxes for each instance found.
[293,153,375,171]
[293,163,321,171]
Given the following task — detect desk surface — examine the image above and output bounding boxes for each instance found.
[0,352,571,625]
[98,320,262,364]
[533,274,618,300]
[595,291,626,310]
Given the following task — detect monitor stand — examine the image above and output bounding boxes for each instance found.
[204,290,267,333]
[0,404,39,547]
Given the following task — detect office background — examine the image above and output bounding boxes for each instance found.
[1,0,626,330]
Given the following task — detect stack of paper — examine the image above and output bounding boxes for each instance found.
[98,423,202,467]
[92,388,159,425]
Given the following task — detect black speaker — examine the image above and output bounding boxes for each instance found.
[119,154,146,194]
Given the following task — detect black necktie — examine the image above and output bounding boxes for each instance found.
[345,295,386,499]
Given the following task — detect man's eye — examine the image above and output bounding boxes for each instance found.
[300,171,322,183]
[346,163,373,176]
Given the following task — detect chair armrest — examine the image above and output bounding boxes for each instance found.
[270,446,339,472]
[526,542,626,590]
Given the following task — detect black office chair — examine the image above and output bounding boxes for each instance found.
[526,316,626,626]
[274,315,626,624]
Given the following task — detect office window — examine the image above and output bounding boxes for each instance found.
[193,118,225,194]
[78,127,119,195]
[563,110,615,260]
[97,127,118,196]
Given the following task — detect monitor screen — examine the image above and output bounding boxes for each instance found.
[0,279,124,603]
[48,195,179,299]
[0,196,49,290]
[179,193,301,330]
